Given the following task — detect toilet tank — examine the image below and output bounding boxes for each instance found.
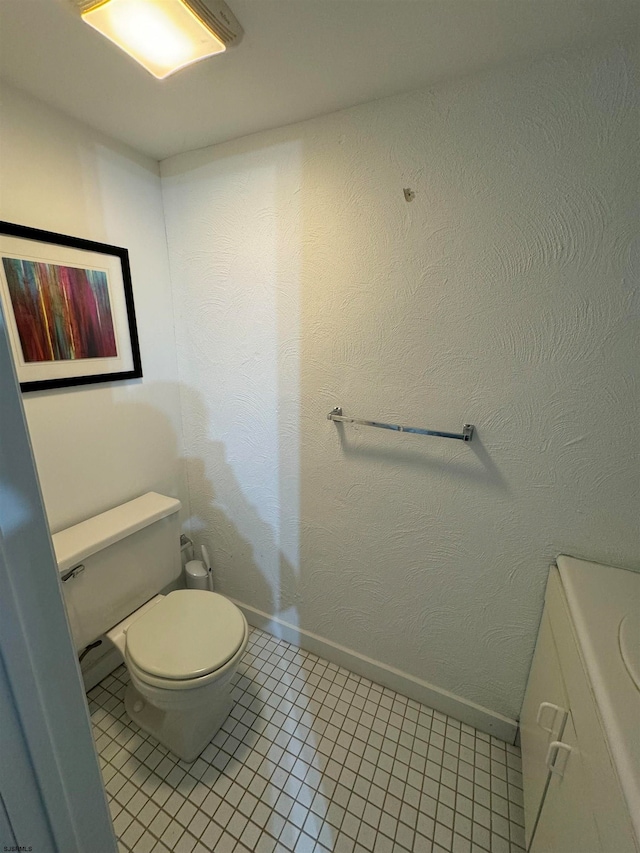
[52,492,182,652]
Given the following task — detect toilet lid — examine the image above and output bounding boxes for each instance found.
[125,590,246,680]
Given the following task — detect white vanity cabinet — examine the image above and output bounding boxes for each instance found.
[520,610,570,848]
[520,558,639,853]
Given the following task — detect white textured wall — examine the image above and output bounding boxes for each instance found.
[0,86,189,531]
[162,42,638,720]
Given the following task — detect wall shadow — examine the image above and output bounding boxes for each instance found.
[335,422,511,493]
[178,384,298,620]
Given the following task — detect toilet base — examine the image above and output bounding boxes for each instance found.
[124,683,233,762]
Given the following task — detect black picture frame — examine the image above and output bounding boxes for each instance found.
[0,221,142,392]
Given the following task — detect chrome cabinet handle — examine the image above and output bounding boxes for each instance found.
[545,741,572,778]
[536,702,567,736]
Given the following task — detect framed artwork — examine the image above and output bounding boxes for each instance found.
[0,221,142,392]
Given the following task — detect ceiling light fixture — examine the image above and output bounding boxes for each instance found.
[73,0,243,79]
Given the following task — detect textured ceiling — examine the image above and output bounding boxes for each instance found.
[0,0,637,160]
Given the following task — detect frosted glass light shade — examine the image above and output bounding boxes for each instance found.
[81,0,227,79]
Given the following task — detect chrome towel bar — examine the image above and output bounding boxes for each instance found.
[327,407,474,442]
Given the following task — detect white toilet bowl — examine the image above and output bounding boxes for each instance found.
[107,589,248,761]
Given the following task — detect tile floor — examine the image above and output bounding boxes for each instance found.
[90,627,526,853]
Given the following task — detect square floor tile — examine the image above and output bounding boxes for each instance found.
[92,629,523,853]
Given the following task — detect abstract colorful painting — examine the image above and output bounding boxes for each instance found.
[0,221,142,392]
[2,258,118,362]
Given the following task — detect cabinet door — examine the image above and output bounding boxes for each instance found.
[546,570,639,853]
[520,610,568,848]
[530,714,601,853]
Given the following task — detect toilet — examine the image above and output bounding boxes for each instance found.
[53,492,248,761]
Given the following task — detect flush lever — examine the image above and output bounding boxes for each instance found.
[61,563,85,582]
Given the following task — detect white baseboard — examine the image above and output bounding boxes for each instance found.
[232,599,518,744]
[81,644,122,692]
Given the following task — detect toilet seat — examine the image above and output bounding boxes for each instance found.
[125,589,247,682]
